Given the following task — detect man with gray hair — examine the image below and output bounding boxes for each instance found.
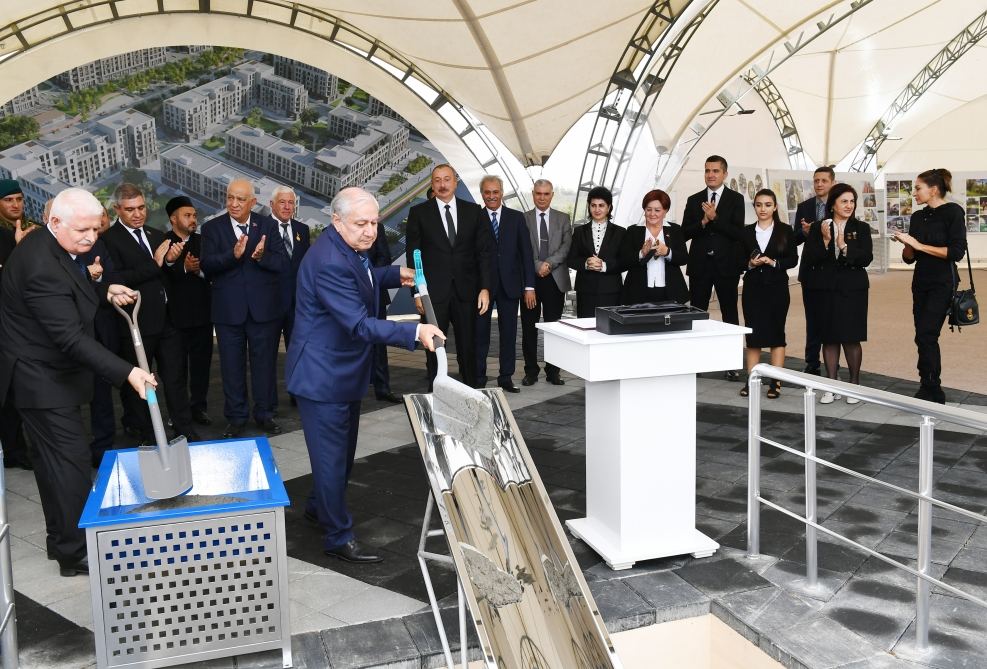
[521,178,572,385]
[269,185,309,408]
[474,175,535,391]
[286,187,443,563]
[0,187,156,576]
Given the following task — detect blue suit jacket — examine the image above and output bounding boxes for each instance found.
[200,213,289,325]
[285,226,417,403]
[486,206,536,299]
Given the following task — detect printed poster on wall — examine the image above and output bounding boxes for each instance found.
[885,171,985,234]
[766,169,881,234]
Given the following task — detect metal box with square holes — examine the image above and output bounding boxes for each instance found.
[79,438,292,669]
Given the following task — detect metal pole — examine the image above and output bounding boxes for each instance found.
[0,439,17,669]
[916,416,934,650]
[458,580,467,668]
[747,370,762,558]
[803,387,818,588]
[417,495,456,669]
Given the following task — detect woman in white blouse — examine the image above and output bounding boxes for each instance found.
[567,186,625,317]
[618,189,688,304]
[739,189,798,398]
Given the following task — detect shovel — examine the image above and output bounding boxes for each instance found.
[114,292,194,499]
[412,250,493,449]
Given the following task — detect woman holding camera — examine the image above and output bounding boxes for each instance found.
[801,183,873,404]
[618,189,688,305]
[738,189,797,398]
[892,168,966,404]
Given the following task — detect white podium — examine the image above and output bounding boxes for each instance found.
[537,318,750,570]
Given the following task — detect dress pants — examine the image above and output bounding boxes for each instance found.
[19,405,90,561]
[424,296,477,388]
[521,274,565,379]
[0,401,28,464]
[215,317,280,424]
[180,324,214,413]
[90,317,120,465]
[801,284,822,369]
[913,284,952,388]
[371,300,392,395]
[475,287,520,386]
[119,325,193,439]
[299,397,360,550]
[688,255,740,325]
[270,305,296,410]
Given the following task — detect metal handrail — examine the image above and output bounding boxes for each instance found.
[746,364,987,651]
[0,440,17,669]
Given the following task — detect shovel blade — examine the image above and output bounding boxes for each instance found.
[139,435,194,500]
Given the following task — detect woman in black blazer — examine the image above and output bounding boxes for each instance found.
[800,183,873,404]
[739,189,798,399]
[618,189,688,305]
[567,186,625,317]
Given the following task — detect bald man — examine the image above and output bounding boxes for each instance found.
[200,180,289,438]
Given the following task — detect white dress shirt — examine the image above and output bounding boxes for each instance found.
[707,185,725,205]
[641,226,669,288]
[436,197,457,235]
[589,220,608,272]
[231,215,251,240]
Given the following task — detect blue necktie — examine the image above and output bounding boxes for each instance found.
[359,253,372,285]
[132,228,151,256]
[237,224,247,238]
[74,256,89,279]
[490,211,499,241]
[816,200,825,221]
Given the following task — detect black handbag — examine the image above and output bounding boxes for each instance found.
[949,242,978,331]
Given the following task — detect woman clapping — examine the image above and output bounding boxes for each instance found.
[618,189,688,305]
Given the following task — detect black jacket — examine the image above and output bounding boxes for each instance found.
[567,221,625,295]
[102,221,171,335]
[740,223,799,284]
[162,230,211,329]
[800,218,873,291]
[0,229,132,408]
[617,223,688,304]
[682,186,746,276]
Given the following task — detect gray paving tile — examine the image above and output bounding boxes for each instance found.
[893,620,987,669]
[876,530,964,566]
[716,584,823,633]
[235,632,326,668]
[759,559,852,603]
[674,556,772,597]
[621,571,710,622]
[765,615,880,668]
[586,579,655,632]
[322,618,419,669]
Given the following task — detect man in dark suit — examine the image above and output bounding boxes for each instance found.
[474,175,535,392]
[161,196,213,426]
[79,209,120,467]
[0,179,36,470]
[286,187,443,563]
[268,186,310,410]
[0,188,155,576]
[521,179,572,386]
[793,166,835,375]
[405,164,493,388]
[682,154,746,379]
[200,179,289,438]
[103,183,197,442]
[367,230,400,403]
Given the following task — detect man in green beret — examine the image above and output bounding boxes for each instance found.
[0,178,35,470]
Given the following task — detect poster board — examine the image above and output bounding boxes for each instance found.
[885,172,987,235]
[766,169,881,235]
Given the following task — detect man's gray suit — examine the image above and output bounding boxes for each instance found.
[520,207,572,382]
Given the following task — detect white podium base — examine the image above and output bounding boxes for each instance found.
[566,518,719,570]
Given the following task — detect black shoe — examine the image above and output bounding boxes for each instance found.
[375,391,402,404]
[59,556,89,577]
[521,374,538,386]
[191,409,212,426]
[221,422,246,439]
[256,418,282,435]
[547,374,564,386]
[803,365,821,375]
[499,383,521,393]
[475,377,488,388]
[725,370,741,381]
[324,540,383,564]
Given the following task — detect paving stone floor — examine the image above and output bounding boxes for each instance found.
[7,324,987,668]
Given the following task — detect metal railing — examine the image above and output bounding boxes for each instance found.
[0,441,17,669]
[746,364,987,651]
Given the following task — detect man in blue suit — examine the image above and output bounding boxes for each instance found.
[200,179,289,438]
[474,175,536,391]
[268,185,310,409]
[286,187,443,563]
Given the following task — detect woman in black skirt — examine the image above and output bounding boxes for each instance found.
[893,168,966,404]
[618,188,688,305]
[801,183,873,404]
[567,186,625,317]
[738,189,797,399]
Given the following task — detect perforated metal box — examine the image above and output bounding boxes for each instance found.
[80,439,292,669]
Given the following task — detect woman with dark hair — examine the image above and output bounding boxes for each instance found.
[893,168,966,403]
[738,189,798,399]
[618,189,688,305]
[800,183,873,404]
[567,186,625,317]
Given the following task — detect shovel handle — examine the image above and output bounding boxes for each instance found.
[418,291,445,352]
[113,292,168,449]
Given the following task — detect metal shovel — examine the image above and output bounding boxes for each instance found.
[114,292,194,499]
